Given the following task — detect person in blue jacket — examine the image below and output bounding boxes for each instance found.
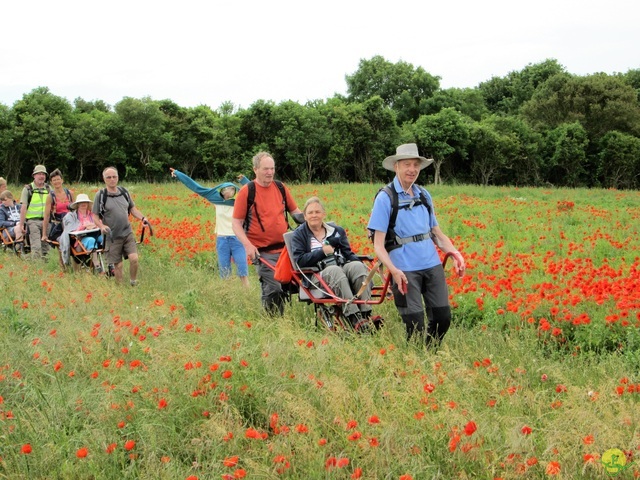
[170,168,250,287]
[290,196,373,328]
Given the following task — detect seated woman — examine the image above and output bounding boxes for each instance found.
[59,194,104,271]
[290,196,373,328]
[0,190,24,243]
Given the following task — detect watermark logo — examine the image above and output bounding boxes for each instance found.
[601,448,631,476]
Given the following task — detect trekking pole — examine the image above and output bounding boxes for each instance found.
[346,260,382,306]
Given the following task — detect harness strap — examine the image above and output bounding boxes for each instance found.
[394,231,431,246]
[258,242,286,253]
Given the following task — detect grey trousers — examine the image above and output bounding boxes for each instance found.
[26,218,49,258]
[257,251,288,315]
[319,262,372,317]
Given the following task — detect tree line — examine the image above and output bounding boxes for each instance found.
[1,57,639,188]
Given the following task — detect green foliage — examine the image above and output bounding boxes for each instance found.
[345,55,440,123]
[1,58,639,189]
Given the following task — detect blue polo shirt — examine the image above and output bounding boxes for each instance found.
[367,178,441,272]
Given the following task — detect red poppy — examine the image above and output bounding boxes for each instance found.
[223,456,239,467]
[463,421,477,436]
[76,447,88,458]
[21,444,32,454]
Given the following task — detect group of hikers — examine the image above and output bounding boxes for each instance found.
[0,166,150,286]
[172,143,466,347]
[1,143,465,346]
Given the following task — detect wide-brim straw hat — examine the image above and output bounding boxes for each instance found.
[69,193,93,210]
[382,143,433,171]
[32,164,48,176]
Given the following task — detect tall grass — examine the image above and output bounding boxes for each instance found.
[0,182,638,479]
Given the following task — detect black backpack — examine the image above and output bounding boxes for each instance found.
[243,180,290,233]
[98,186,133,219]
[368,183,432,252]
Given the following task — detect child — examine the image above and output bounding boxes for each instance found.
[0,190,24,244]
[170,168,250,287]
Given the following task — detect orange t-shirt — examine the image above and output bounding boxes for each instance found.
[233,181,298,251]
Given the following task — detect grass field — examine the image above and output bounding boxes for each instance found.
[0,181,639,479]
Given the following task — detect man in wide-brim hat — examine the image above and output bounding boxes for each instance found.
[367,143,465,348]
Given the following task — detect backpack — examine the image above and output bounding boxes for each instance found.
[98,186,133,219]
[243,180,290,233]
[368,183,433,252]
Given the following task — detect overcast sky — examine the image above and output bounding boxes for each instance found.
[2,0,638,111]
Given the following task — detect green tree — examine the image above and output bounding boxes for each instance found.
[273,101,332,182]
[620,68,640,101]
[321,96,398,182]
[238,100,279,155]
[421,87,488,121]
[69,108,113,182]
[479,59,567,115]
[522,73,640,140]
[468,118,519,185]
[491,116,543,186]
[597,131,640,189]
[12,87,73,175]
[204,103,244,179]
[74,97,111,114]
[346,55,440,123]
[0,105,17,181]
[114,97,168,179]
[413,108,471,184]
[544,122,589,187]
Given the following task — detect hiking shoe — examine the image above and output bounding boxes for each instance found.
[130,280,138,287]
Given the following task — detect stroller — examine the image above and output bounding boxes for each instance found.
[268,231,392,332]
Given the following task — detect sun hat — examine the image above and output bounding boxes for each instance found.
[69,193,93,210]
[382,143,433,171]
[32,165,48,176]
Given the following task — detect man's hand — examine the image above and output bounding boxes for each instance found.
[391,268,408,295]
[245,244,259,264]
[450,251,466,277]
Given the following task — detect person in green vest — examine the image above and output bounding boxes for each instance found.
[19,164,51,259]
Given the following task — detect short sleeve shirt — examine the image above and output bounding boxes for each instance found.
[92,189,134,239]
[233,181,298,250]
[367,178,441,272]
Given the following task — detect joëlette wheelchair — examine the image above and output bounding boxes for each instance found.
[256,231,392,333]
[1,226,29,256]
[47,223,153,275]
[67,228,106,273]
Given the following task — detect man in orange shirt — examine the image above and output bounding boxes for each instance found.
[232,152,303,315]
